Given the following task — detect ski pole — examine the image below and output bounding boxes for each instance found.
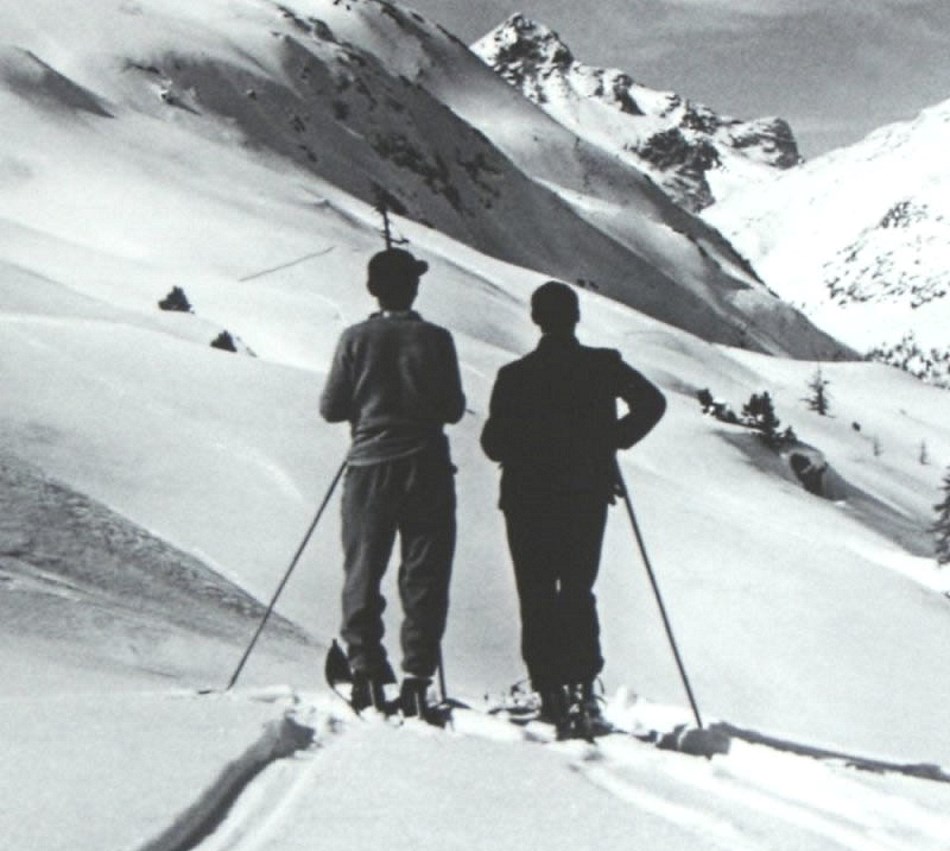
[225,460,347,691]
[615,462,705,730]
[436,646,448,704]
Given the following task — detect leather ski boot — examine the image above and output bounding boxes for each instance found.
[537,684,570,730]
[566,680,613,739]
[351,670,389,713]
[399,677,432,719]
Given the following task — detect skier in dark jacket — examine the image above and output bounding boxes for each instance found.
[321,248,465,718]
[481,281,665,733]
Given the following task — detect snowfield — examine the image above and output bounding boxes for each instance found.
[704,99,950,357]
[2,1,950,849]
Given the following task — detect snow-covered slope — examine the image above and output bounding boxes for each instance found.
[473,14,801,212]
[705,99,950,379]
[5,227,950,847]
[0,0,846,359]
[3,0,950,848]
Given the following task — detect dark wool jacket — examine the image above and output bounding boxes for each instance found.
[320,311,465,465]
[480,335,666,507]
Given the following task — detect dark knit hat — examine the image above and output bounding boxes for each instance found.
[367,248,428,293]
[531,281,579,330]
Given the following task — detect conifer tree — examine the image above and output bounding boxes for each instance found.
[742,392,781,437]
[933,467,950,568]
[806,366,831,415]
[371,183,408,249]
[741,391,796,448]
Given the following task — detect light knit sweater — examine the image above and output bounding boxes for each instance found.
[320,311,465,465]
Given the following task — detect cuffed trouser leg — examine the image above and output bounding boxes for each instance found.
[340,463,398,678]
[397,452,456,678]
[340,449,456,680]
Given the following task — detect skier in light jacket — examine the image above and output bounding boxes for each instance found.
[321,248,465,718]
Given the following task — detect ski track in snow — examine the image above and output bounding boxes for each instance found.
[171,693,950,851]
[572,733,950,851]
[192,749,326,851]
[573,761,753,851]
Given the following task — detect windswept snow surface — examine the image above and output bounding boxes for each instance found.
[2,0,950,849]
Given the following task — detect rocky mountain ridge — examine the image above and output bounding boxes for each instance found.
[472,14,801,211]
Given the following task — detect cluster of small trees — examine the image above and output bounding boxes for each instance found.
[698,375,950,569]
[867,332,950,390]
[698,368,830,443]
[697,387,797,449]
[740,392,799,449]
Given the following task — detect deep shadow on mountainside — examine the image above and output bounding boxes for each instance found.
[76,0,856,361]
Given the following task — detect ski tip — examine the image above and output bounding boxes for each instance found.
[324,638,352,687]
[439,697,471,711]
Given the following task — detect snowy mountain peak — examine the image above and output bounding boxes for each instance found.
[473,14,641,116]
[485,13,577,71]
[705,95,950,379]
[473,15,802,211]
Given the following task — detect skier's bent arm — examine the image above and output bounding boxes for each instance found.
[480,370,520,462]
[440,332,466,425]
[614,360,666,449]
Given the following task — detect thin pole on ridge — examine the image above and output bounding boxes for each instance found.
[225,460,347,692]
[615,462,705,730]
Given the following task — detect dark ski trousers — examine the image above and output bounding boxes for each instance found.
[504,491,608,691]
[340,446,456,680]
